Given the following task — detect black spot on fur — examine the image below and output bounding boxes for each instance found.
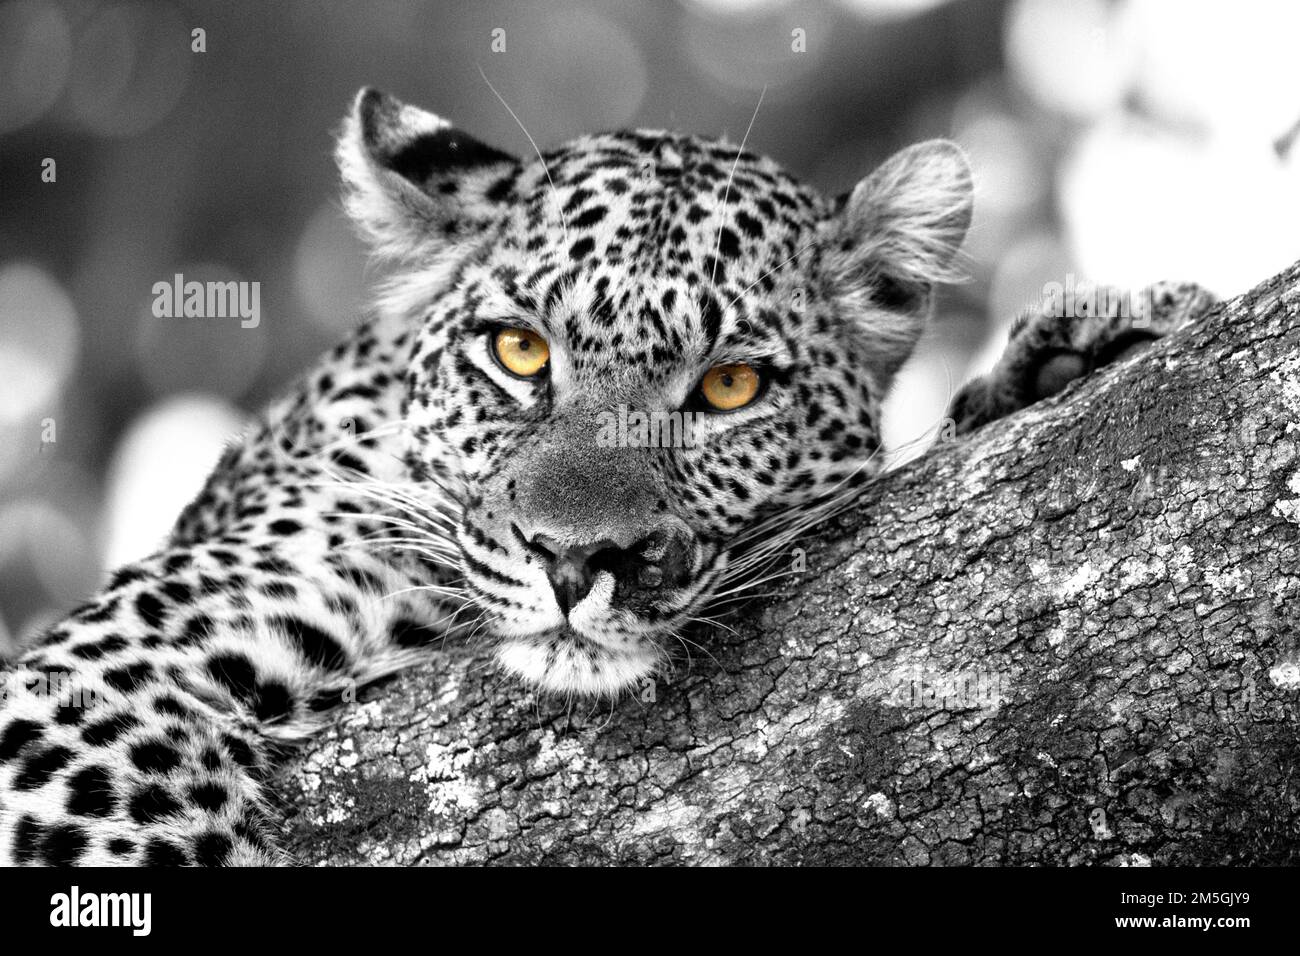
[108,837,135,857]
[206,652,257,699]
[103,661,154,692]
[735,209,764,239]
[13,815,43,863]
[160,579,192,604]
[66,765,117,817]
[53,701,86,726]
[136,591,168,628]
[15,744,73,790]
[330,450,368,475]
[569,235,595,260]
[130,738,182,775]
[142,838,188,867]
[232,819,270,852]
[189,781,230,812]
[209,549,239,567]
[153,695,193,719]
[700,293,723,352]
[91,639,133,665]
[260,579,298,599]
[178,613,214,647]
[192,831,234,866]
[70,634,130,660]
[74,599,118,624]
[39,627,71,647]
[307,688,346,712]
[486,175,515,203]
[163,552,192,574]
[254,679,294,721]
[273,616,349,670]
[717,226,740,260]
[572,205,607,229]
[108,565,148,591]
[82,712,139,747]
[128,784,183,824]
[391,618,439,647]
[0,718,43,761]
[42,823,88,866]
[223,734,257,769]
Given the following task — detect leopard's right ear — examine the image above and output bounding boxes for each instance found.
[337,88,519,259]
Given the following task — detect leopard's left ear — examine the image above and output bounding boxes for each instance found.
[828,139,974,306]
[825,140,973,384]
[337,88,519,259]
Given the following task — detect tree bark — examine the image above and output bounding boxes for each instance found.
[278,261,1300,866]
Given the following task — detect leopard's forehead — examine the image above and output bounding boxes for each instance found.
[452,129,833,383]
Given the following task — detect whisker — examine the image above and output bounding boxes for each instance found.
[710,85,767,287]
[379,583,464,602]
[724,236,821,314]
[672,630,724,671]
[477,63,568,242]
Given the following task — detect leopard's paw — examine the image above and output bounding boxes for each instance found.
[1014,279,1218,400]
[949,279,1218,435]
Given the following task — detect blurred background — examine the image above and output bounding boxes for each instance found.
[2,0,1299,655]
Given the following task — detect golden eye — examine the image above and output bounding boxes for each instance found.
[494,328,550,377]
[700,363,761,411]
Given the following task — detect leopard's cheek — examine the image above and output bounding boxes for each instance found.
[677,431,788,538]
[769,366,884,498]
[406,332,524,482]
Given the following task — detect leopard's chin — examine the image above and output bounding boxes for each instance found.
[494,627,661,697]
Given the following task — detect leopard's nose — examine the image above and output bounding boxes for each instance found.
[527,534,616,615]
[521,528,692,615]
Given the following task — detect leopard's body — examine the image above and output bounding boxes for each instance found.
[0,89,1216,865]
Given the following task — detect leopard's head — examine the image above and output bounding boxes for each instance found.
[339,89,972,696]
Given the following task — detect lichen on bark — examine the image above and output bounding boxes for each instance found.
[278,261,1300,866]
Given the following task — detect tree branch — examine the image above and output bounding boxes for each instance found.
[278,260,1300,865]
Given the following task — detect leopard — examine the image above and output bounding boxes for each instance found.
[0,88,1218,866]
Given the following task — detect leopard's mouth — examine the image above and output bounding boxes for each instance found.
[471,568,725,697]
[456,517,730,694]
[492,626,663,697]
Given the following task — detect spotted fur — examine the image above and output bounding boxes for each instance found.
[0,89,1216,866]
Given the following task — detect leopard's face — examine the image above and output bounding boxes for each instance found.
[340,89,973,696]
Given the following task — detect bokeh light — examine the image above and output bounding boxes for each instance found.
[0,498,101,607]
[1005,0,1139,120]
[952,104,1051,270]
[294,202,369,335]
[985,232,1071,340]
[102,394,247,568]
[0,0,72,134]
[836,0,957,19]
[681,0,829,95]
[678,0,796,15]
[1126,0,1300,143]
[1060,122,1300,294]
[882,332,969,468]
[0,262,79,426]
[66,0,191,138]
[492,6,649,136]
[134,262,269,399]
